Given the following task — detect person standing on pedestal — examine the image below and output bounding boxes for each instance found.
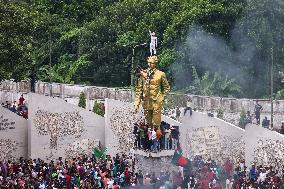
[134,56,170,130]
[149,30,157,56]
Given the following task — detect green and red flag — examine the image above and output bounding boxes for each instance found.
[171,150,191,169]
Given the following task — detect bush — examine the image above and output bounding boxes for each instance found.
[78,92,86,108]
[239,109,246,128]
[275,89,284,100]
[93,101,105,116]
[217,108,224,119]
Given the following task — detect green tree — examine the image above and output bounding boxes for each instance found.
[234,0,284,98]
[239,109,246,129]
[78,92,86,108]
[181,66,241,97]
[217,108,224,119]
[0,1,39,81]
[275,89,284,100]
[92,101,104,117]
[2,0,262,100]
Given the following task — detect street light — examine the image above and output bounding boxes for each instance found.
[123,42,147,89]
[49,33,53,97]
[270,47,274,129]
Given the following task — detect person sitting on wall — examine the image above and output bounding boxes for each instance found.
[11,101,18,110]
[9,103,17,113]
[4,101,10,108]
[245,111,252,125]
[280,121,284,135]
[20,106,28,119]
[261,116,270,129]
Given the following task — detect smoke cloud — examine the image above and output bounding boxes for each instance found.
[169,0,284,98]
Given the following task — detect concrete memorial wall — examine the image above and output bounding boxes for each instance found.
[1,81,284,172]
[180,112,245,165]
[28,93,105,161]
[0,107,28,161]
[2,80,284,127]
[245,124,284,172]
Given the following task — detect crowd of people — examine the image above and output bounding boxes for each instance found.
[0,152,188,189]
[133,121,180,152]
[2,152,284,189]
[243,101,284,136]
[1,94,28,119]
[188,155,284,189]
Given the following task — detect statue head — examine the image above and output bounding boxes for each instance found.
[147,56,158,69]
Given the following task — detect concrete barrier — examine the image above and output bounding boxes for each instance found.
[28,93,105,161]
[0,107,28,161]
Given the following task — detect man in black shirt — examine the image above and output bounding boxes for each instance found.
[261,116,270,129]
[254,100,263,125]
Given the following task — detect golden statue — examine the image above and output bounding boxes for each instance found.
[134,56,170,129]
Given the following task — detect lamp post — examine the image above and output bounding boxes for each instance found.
[270,46,274,129]
[123,42,147,90]
[49,33,53,97]
[270,0,276,129]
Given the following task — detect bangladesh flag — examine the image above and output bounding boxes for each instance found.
[171,150,191,169]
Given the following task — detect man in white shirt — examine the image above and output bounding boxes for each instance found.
[151,129,157,152]
[225,178,230,189]
[149,30,157,56]
[39,180,46,189]
[164,128,171,150]
[257,169,267,183]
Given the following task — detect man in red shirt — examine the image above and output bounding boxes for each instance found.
[65,172,71,188]
[19,94,25,105]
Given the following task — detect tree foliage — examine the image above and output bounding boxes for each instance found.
[180,66,241,97]
[0,1,37,80]
[217,108,224,119]
[239,109,246,129]
[92,101,105,117]
[1,0,284,98]
[78,92,86,108]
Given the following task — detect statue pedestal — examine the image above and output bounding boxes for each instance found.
[130,149,175,157]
